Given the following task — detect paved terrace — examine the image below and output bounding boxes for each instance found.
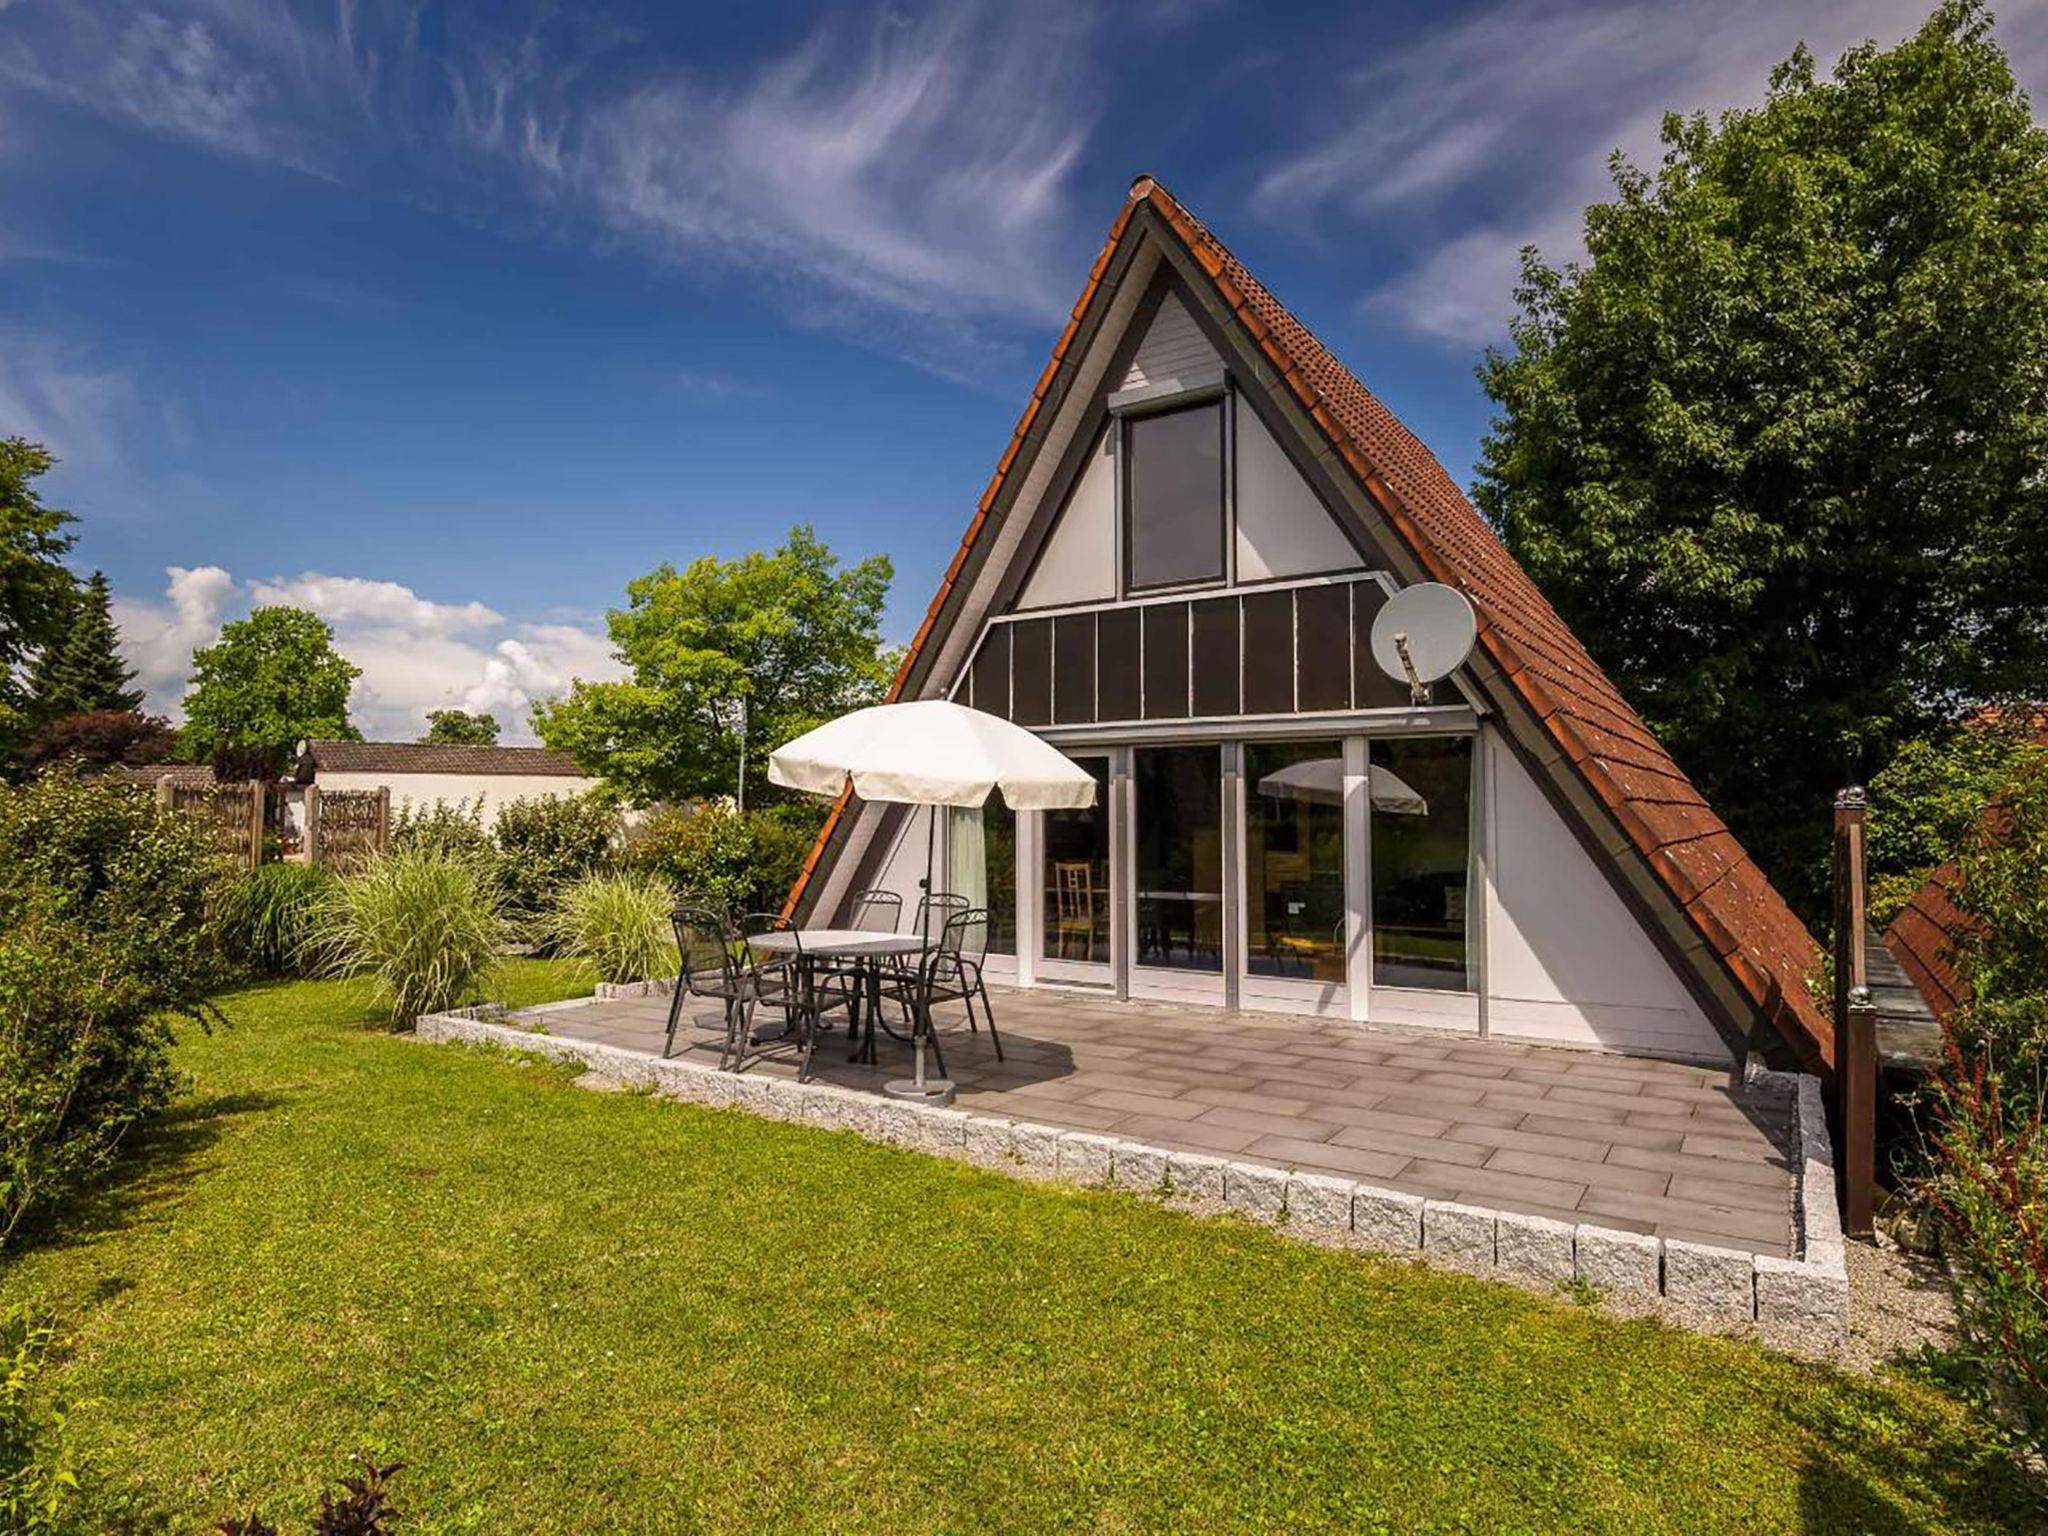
[525,986,1797,1257]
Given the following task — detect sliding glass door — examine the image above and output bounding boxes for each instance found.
[1038,754,1113,984]
[1239,738,1348,1013]
[1129,745,1227,1003]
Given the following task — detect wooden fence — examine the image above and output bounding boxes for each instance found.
[158,778,265,871]
[306,785,389,872]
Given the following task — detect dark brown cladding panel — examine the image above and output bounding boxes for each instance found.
[1240,588,1293,715]
[1052,612,1097,724]
[1097,607,1142,721]
[1190,597,1240,716]
[1350,583,1412,710]
[1295,583,1350,712]
[969,624,1011,719]
[1011,617,1052,726]
[1142,603,1190,719]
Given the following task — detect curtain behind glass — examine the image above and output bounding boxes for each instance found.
[948,805,987,910]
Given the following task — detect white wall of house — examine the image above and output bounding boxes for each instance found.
[1017,426,1117,609]
[1122,292,1215,391]
[1235,404,1365,581]
[1479,730,1728,1062]
[314,771,600,830]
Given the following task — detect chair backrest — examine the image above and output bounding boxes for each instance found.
[917,890,968,939]
[739,910,797,973]
[848,888,902,933]
[672,906,738,993]
[1053,861,1092,925]
[946,906,990,965]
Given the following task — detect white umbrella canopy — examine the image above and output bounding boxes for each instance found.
[1254,757,1429,816]
[768,699,1097,810]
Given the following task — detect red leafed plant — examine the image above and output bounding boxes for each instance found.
[217,1454,405,1535]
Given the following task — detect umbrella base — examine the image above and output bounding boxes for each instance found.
[883,1078,957,1106]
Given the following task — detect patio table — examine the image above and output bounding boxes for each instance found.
[749,929,930,1068]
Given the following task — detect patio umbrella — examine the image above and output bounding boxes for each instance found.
[769,699,1098,1103]
[1254,756,1429,816]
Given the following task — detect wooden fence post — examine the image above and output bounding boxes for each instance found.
[376,786,391,854]
[1843,986,1878,1238]
[156,776,174,812]
[303,783,321,867]
[246,780,265,870]
[1832,785,1876,1237]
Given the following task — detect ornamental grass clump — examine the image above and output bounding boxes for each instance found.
[311,847,508,1027]
[549,871,675,986]
[218,863,332,979]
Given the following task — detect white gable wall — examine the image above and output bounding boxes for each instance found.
[1235,404,1365,580]
[1122,292,1216,390]
[1480,730,1729,1063]
[1016,427,1116,609]
[313,770,600,832]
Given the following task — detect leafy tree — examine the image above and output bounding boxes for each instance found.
[22,710,178,777]
[182,607,361,775]
[420,708,499,746]
[534,526,895,804]
[0,440,77,765]
[1474,2,2048,917]
[27,571,141,719]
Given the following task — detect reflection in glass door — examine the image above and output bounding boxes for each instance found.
[1040,756,1111,978]
[1132,746,1224,996]
[1243,740,1347,999]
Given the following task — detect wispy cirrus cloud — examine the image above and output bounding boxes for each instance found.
[111,565,624,742]
[0,0,1103,375]
[1255,0,2048,347]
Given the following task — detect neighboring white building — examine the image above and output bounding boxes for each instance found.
[294,739,600,829]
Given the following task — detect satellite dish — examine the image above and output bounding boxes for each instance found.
[1370,583,1476,705]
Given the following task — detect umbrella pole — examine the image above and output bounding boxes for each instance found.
[887,801,954,1106]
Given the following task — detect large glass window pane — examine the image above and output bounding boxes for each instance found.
[1043,758,1111,965]
[956,799,1017,956]
[1126,401,1224,590]
[1370,736,1473,991]
[1134,746,1223,972]
[1245,740,1346,982]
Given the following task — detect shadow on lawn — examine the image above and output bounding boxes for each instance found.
[14,1090,285,1260]
[1789,1366,2045,1532]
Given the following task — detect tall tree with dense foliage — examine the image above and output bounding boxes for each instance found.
[182,606,361,774]
[421,708,499,746]
[1474,1,2048,915]
[0,440,78,767]
[27,571,142,719]
[534,526,895,804]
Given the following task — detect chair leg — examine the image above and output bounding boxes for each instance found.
[664,979,686,1059]
[975,976,1003,1063]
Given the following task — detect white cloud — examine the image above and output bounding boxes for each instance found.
[0,0,1102,370]
[110,566,622,743]
[1257,0,2048,347]
[0,331,140,479]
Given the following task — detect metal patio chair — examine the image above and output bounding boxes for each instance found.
[665,905,781,1064]
[915,906,1003,1066]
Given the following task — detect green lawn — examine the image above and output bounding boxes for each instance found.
[4,962,2039,1533]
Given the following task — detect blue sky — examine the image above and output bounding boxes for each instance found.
[4,0,2044,739]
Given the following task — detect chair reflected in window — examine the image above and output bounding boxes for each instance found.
[1050,859,1095,960]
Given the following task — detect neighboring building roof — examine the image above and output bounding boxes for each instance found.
[103,762,220,788]
[787,176,1831,1071]
[297,740,588,778]
[1884,861,1972,1025]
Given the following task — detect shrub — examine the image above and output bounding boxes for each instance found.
[629,801,822,920]
[218,1453,406,1536]
[1919,745,2048,1457]
[550,872,676,986]
[22,709,177,776]
[493,793,620,935]
[0,1306,78,1535]
[0,774,230,1246]
[309,847,508,1027]
[218,864,332,979]
[389,796,494,866]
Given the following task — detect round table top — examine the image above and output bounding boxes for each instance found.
[749,928,928,957]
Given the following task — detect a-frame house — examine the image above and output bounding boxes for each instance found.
[790,177,1832,1076]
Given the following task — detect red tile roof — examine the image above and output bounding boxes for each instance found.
[789,177,1831,1071]
[299,740,588,777]
[1884,861,1972,1024]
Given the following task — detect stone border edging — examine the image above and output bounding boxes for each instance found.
[418,1002,1847,1357]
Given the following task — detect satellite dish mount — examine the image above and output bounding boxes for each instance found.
[1370,583,1477,707]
